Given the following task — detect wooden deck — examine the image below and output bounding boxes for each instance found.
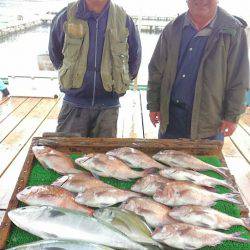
[0,91,249,227]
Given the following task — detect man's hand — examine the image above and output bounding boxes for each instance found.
[149,111,161,127]
[220,120,237,137]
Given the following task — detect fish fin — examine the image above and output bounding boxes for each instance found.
[242,218,250,230]
[95,190,108,197]
[139,207,153,215]
[203,186,217,193]
[197,222,211,228]
[228,232,250,243]
[91,171,100,179]
[222,193,242,205]
[213,167,230,178]
[183,244,198,250]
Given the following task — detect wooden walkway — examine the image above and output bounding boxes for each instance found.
[0,91,249,227]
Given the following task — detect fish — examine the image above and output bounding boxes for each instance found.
[106,147,165,169]
[153,181,241,207]
[32,146,81,174]
[8,206,147,250]
[153,150,229,177]
[94,207,161,247]
[52,172,110,193]
[17,185,93,215]
[152,223,250,249]
[75,153,155,180]
[131,174,171,196]
[159,167,237,192]
[169,205,250,230]
[75,186,141,207]
[7,239,114,250]
[120,197,176,228]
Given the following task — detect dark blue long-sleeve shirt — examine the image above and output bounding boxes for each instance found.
[49,0,141,108]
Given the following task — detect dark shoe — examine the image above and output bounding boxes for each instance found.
[2,88,9,97]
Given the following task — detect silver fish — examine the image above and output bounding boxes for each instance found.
[169,205,250,230]
[7,239,114,250]
[152,223,250,249]
[75,153,154,180]
[52,173,110,193]
[106,147,165,169]
[17,185,93,215]
[153,150,229,177]
[32,146,81,174]
[131,174,171,196]
[159,167,237,192]
[94,207,161,247]
[120,197,176,228]
[8,206,147,250]
[153,181,241,207]
[75,186,141,207]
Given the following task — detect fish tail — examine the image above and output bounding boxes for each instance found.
[242,218,250,230]
[222,193,242,205]
[220,179,238,193]
[228,232,250,243]
[142,167,158,176]
[213,167,230,178]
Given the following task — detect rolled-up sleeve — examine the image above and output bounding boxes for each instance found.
[126,16,142,80]
[48,8,67,70]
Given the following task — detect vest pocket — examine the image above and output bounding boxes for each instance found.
[62,37,83,62]
[111,42,130,93]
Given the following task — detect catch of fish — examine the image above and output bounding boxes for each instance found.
[153,150,229,177]
[75,186,141,207]
[106,147,165,169]
[152,223,250,249]
[8,206,147,250]
[168,205,250,230]
[153,181,241,207]
[75,153,154,180]
[32,146,81,174]
[17,185,93,215]
[7,146,249,250]
[120,197,176,228]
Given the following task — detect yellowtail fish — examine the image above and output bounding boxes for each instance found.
[153,181,241,207]
[94,207,162,248]
[32,146,81,174]
[153,150,229,177]
[120,197,176,228]
[75,186,141,207]
[169,205,250,230]
[152,223,250,249]
[17,185,93,215]
[75,153,155,180]
[106,147,166,169]
[8,206,147,250]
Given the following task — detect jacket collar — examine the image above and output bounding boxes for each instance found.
[75,0,110,20]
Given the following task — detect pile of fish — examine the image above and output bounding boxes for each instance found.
[7,146,250,250]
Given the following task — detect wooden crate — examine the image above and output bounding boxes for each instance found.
[0,136,248,249]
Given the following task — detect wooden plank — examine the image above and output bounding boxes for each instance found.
[230,125,250,163]
[0,97,27,123]
[0,98,41,142]
[140,90,158,139]
[239,107,250,135]
[0,211,4,226]
[223,137,250,212]
[0,98,59,177]
[0,97,62,209]
[118,90,143,138]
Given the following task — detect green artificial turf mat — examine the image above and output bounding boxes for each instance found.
[6,154,250,249]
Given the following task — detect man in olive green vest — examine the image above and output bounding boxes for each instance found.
[49,0,141,137]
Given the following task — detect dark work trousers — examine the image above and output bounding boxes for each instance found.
[56,101,119,138]
[159,101,224,142]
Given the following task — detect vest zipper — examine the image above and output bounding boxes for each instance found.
[92,19,99,106]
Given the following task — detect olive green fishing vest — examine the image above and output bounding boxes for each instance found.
[58,1,131,94]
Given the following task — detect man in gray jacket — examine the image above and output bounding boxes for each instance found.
[147,0,249,140]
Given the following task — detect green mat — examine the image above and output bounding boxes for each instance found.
[6,155,250,249]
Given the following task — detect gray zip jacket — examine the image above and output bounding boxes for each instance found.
[147,7,249,139]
